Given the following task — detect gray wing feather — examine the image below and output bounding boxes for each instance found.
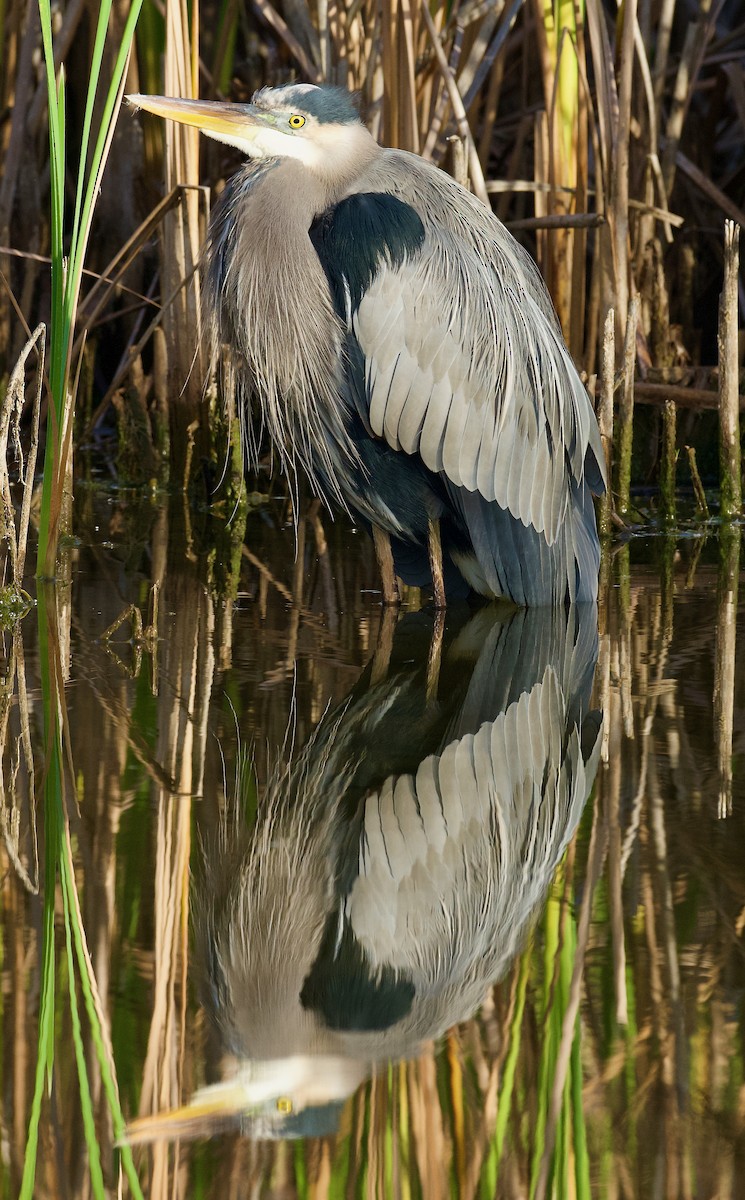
[346,665,598,977]
[348,152,606,544]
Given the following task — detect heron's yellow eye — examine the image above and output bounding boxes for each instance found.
[276,1096,293,1114]
[288,114,305,129]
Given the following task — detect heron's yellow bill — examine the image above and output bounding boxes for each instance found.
[121,1081,249,1146]
[126,94,263,141]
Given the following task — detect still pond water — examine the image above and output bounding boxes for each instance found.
[2,488,744,1200]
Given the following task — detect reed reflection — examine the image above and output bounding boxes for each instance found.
[127,603,601,1144]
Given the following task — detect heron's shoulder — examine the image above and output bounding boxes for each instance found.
[310,190,426,310]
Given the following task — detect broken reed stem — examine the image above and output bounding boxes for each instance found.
[659,398,677,524]
[685,446,710,520]
[718,220,741,520]
[447,135,468,189]
[615,293,640,520]
[598,307,615,537]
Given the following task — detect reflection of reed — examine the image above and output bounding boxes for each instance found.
[714,528,740,818]
[138,570,216,1199]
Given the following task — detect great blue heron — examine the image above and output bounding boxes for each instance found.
[128,85,606,607]
[125,604,601,1143]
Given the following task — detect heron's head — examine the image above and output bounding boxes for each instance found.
[123,1054,366,1144]
[127,83,375,176]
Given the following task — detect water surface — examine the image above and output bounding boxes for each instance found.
[2,493,744,1199]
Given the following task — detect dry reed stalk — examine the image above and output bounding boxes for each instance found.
[598,307,615,536]
[419,3,489,205]
[649,764,690,1184]
[532,4,585,339]
[0,628,38,894]
[718,221,741,519]
[159,0,208,482]
[685,446,709,520]
[659,398,677,524]
[609,0,636,339]
[615,293,639,521]
[139,576,216,1199]
[0,2,39,371]
[713,529,739,819]
[633,381,745,411]
[408,1052,448,1200]
[606,703,628,1027]
[0,323,44,586]
[446,1030,466,1194]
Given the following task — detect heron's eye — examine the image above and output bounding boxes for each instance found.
[288,114,305,129]
[276,1096,293,1114]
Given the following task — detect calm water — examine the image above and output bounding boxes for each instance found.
[2,490,744,1200]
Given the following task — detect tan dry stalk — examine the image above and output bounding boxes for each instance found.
[160,0,207,464]
[0,2,40,370]
[598,306,615,536]
[714,530,740,819]
[610,0,637,339]
[606,696,628,1027]
[0,629,38,894]
[718,221,741,519]
[615,293,640,520]
[139,577,216,1199]
[419,2,489,205]
[0,323,44,586]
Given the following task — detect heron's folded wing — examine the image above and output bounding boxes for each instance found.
[351,239,605,545]
[346,668,599,981]
[310,184,604,543]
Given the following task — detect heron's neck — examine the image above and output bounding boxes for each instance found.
[252,131,381,222]
[210,156,362,508]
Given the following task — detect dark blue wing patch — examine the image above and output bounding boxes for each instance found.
[300,916,414,1031]
[310,192,425,314]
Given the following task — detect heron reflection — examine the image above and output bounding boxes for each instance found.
[126,604,601,1143]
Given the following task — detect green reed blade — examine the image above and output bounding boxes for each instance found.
[35,0,144,577]
[484,947,530,1194]
[571,1021,590,1200]
[69,0,114,259]
[60,870,106,1199]
[20,592,63,1199]
[61,835,146,1200]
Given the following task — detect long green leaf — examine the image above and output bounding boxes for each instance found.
[60,868,106,1199]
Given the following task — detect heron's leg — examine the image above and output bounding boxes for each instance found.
[370,604,398,686]
[425,609,445,702]
[372,525,400,606]
[427,517,447,609]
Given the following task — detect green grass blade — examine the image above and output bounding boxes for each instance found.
[487,948,531,1190]
[63,829,146,1199]
[20,592,62,1198]
[67,0,144,330]
[571,1022,590,1200]
[35,0,144,577]
[60,868,106,1198]
[69,0,114,258]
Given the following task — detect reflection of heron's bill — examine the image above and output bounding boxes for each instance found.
[121,1055,369,1145]
[122,1081,248,1145]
